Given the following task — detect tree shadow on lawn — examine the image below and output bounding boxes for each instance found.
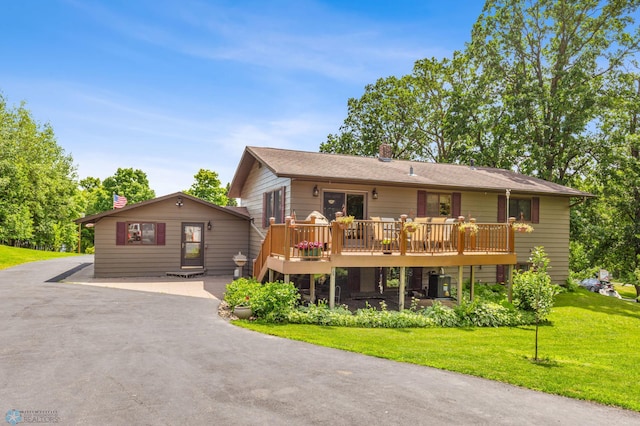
[555,289,640,321]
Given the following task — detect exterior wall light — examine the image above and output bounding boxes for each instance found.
[176,196,183,207]
[372,188,378,199]
[207,220,212,230]
[313,185,319,197]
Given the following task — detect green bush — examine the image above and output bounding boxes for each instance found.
[250,281,300,322]
[224,277,261,309]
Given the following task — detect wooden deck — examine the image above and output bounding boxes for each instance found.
[254,216,518,282]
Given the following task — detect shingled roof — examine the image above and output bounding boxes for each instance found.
[228,146,592,198]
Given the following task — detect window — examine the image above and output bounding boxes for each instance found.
[417,191,461,217]
[127,222,156,244]
[426,193,451,217]
[498,195,539,223]
[509,199,531,222]
[323,191,365,221]
[263,187,286,227]
[116,222,165,246]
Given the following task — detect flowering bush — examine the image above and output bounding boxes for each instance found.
[458,222,479,235]
[295,241,323,249]
[513,222,534,233]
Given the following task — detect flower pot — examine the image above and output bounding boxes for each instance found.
[301,248,321,259]
[233,306,252,319]
[382,245,392,254]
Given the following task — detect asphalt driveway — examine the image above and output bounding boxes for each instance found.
[1,256,639,425]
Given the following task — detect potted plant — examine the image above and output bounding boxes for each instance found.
[233,296,252,319]
[295,240,323,259]
[458,222,479,235]
[335,215,355,229]
[513,222,534,233]
[381,238,393,254]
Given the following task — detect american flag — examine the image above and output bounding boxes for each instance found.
[113,194,127,209]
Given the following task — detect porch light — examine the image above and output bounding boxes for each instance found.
[372,188,378,199]
[207,220,212,230]
[313,185,319,197]
[176,196,183,207]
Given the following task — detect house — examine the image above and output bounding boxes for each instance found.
[76,192,250,278]
[228,145,592,308]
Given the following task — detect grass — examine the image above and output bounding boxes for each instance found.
[614,283,639,300]
[0,245,79,270]
[237,289,640,411]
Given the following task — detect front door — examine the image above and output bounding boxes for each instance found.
[181,223,204,268]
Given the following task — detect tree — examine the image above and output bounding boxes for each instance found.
[320,52,476,163]
[0,94,79,250]
[468,0,640,184]
[184,169,229,206]
[93,168,156,212]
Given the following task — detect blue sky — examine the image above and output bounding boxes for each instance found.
[2,0,485,195]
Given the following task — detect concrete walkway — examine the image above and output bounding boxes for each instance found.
[1,256,639,425]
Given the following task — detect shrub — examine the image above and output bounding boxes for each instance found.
[250,281,300,322]
[224,277,261,309]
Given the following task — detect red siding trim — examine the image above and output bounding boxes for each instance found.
[417,190,426,216]
[497,195,506,222]
[116,222,126,245]
[531,197,540,223]
[157,223,166,245]
[452,192,461,218]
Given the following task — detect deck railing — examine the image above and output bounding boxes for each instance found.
[253,215,516,278]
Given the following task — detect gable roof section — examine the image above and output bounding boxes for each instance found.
[229,146,592,198]
[76,192,250,224]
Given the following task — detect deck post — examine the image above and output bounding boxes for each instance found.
[507,264,513,302]
[470,265,475,301]
[457,265,464,305]
[309,273,316,303]
[268,269,274,282]
[400,215,407,255]
[329,267,336,309]
[284,216,292,260]
[399,266,406,311]
[284,274,290,285]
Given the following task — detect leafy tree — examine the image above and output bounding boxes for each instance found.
[93,168,155,212]
[320,52,476,163]
[225,182,237,206]
[184,169,229,206]
[513,247,558,361]
[0,94,79,250]
[468,0,640,184]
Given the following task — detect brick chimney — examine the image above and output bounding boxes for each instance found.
[378,143,392,162]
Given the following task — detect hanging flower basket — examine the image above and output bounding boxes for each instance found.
[513,223,534,233]
[335,215,355,229]
[403,222,418,233]
[458,222,479,235]
[295,241,323,259]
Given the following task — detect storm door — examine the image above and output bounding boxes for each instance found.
[181,223,204,268]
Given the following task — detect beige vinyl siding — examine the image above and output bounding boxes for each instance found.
[240,162,290,262]
[93,197,249,278]
[289,184,571,284]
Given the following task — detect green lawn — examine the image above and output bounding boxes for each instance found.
[614,283,639,300]
[0,245,79,270]
[237,290,640,411]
